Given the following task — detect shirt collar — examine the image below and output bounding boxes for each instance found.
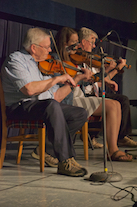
[21,48,35,61]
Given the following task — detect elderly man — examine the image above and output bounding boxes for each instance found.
[1,27,93,177]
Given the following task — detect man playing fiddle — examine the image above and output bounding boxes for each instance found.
[1,27,95,177]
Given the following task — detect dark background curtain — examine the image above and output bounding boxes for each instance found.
[0,8,128,146]
[0,19,127,89]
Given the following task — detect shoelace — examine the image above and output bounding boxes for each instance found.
[45,154,58,163]
[71,157,82,168]
[64,159,72,171]
[126,135,133,140]
[64,158,81,171]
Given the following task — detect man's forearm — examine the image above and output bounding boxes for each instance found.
[20,76,59,96]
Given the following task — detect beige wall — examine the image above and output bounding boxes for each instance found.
[123,40,137,128]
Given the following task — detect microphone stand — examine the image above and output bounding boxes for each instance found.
[108,40,135,52]
[89,47,122,182]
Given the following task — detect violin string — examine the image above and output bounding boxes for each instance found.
[63,62,81,72]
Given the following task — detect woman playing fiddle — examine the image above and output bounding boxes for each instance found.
[78,27,137,149]
[51,26,132,161]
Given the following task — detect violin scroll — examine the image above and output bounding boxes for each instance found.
[115,64,131,74]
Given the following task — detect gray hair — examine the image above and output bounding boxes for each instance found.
[22,27,50,51]
[78,27,98,42]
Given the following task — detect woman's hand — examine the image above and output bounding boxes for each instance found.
[105,79,118,92]
[116,59,127,71]
[105,60,117,73]
[80,67,93,81]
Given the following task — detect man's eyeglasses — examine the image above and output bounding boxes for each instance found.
[33,43,51,50]
[85,39,96,46]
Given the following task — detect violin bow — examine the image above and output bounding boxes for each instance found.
[49,30,75,88]
[49,31,67,75]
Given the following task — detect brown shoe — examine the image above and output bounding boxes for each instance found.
[118,136,137,148]
[71,157,88,175]
[57,158,85,177]
[45,153,59,168]
[91,137,103,149]
[80,135,103,149]
[31,147,58,167]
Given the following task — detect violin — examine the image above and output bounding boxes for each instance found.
[70,49,131,73]
[39,54,82,77]
[91,54,131,74]
[39,31,100,83]
[39,54,100,82]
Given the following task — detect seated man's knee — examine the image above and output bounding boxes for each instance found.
[49,99,60,109]
[45,99,62,115]
[81,108,88,121]
[71,106,87,122]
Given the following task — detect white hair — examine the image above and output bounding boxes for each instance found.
[78,27,98,42]
[22,27,50,51]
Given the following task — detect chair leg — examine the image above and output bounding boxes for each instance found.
[38,128,45,172]
[16,128,24,164]
[16,141,23,164]
[0,135,7,169]
[82,121,88,160]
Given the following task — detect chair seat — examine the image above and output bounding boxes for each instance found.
[7,120,46,128]
[88,115,102,128]
[88,116,102,122]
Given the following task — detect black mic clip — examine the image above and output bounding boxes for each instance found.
[65,42,79,52]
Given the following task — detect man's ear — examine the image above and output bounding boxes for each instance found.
[81,39,86,46]
[31,44,36,53]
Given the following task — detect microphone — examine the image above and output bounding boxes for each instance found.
[65,42,79,52]
[95,30,135,52]
[96,30,113,46]
[101,30,113,42]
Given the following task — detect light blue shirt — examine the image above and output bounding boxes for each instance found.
[1,50,59,106]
